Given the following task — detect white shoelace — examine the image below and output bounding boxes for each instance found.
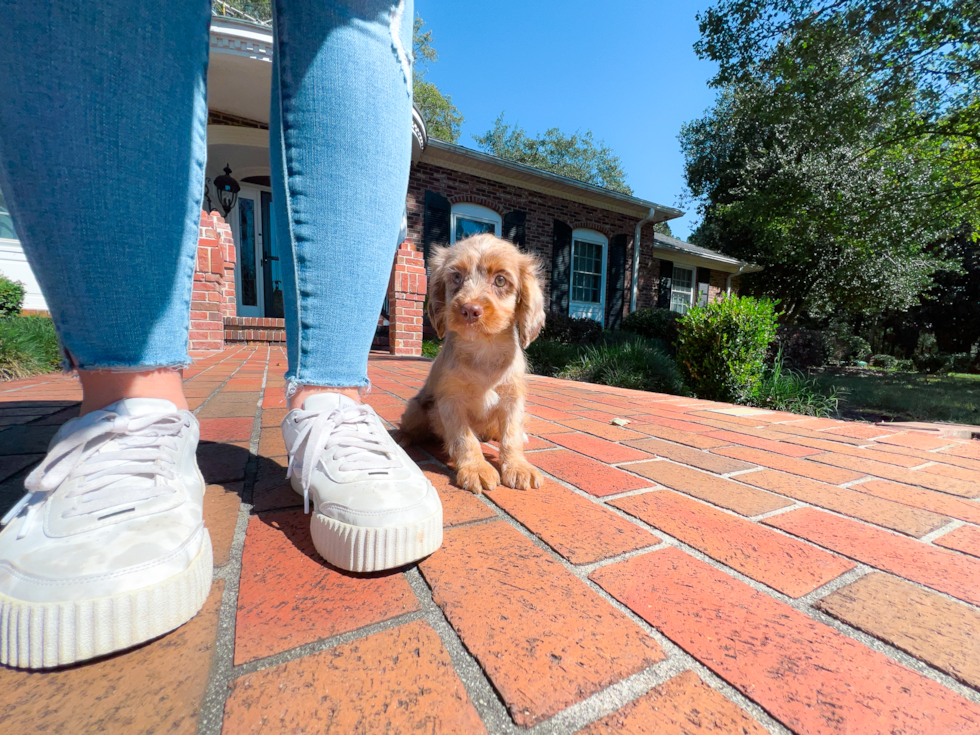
[286,404,399,513]
[1,412,188,538]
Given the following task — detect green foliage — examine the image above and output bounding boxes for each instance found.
[474,114,632,195]
[0,316,62,380]
[652,221,672,237]
[753,352,838,417]
[683,0,980,321]
[774,326,832,369]
[870,354,898,370]
[676,295,778,403]
[556,338,686,395]
[538,311,604,346]
[413,16,463,143]
[421,339,442,358]
[524,339,581,378]
[620,308,682,353]
[212,0,271,23]
[0,273,25,318]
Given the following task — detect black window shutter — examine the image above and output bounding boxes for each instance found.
[656,259,674,309]
[422,190,451,263]
[551,219,573,314]
[697,267,711,307]
[605,234,628,329]
[502,210,527,251]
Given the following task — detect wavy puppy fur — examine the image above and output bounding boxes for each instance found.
[401,234,546,493]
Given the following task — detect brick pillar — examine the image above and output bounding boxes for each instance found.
[387,240,426,356]
[190,210,236,354]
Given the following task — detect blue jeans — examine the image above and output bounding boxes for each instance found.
[0,0,412,388]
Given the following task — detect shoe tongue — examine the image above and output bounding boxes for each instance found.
[302,393,360,413]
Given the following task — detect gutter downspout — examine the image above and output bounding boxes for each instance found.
[726,264,748,295]
[630,207,657,313]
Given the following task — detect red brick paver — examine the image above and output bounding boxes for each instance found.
[1,346,978,734]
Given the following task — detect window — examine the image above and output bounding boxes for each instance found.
[569,229,607,324]
[450,203,501,244]
[0,188,17,241]
[670,266,695,314]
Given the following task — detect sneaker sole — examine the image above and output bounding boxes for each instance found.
[0,532,213,669]
[310,510,443,573]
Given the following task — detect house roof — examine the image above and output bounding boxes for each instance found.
[652,232,763,274]
[422,138,683,222]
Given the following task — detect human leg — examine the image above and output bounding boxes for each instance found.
[0,0,212,667]
[271,0,442,571]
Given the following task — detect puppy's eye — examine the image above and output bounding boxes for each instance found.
[494,275,507,287]
[452,272,463,284]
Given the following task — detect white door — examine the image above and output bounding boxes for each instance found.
[568,232,607,325]
[230,187,266,318]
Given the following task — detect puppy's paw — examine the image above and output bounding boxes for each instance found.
[501,460,543,491]
[455,460,500,494]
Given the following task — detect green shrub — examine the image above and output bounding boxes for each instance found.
[524,338,580,377]
[895,358,914,372]
[0,316,62,380]
[949,352,975,374]
[676,295,778,403]
[753,353,838,417]
[0,273,25,318]
[775,326,832,369]
[557,338,685,395]
[539,311,603,345]
[913,351,952,374]
[870,354,898,370]
[620,308,682,352]
[421,339,442,358]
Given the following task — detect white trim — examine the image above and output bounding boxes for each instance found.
[569,228,607,325]
[450,203,501,244]
[229,185,272,318]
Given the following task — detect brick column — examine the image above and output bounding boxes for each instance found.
[190,211,237,355]
[387,240,426,356]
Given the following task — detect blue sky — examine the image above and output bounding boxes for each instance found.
[414,1,720,239]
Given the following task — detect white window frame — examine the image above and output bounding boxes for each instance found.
[669,265,696,314]
[450,203,501,244]
[569,228,607,325]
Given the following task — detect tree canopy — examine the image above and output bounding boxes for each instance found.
[474,114,633,195]
[683,0,980,321]
[412,16,464,144]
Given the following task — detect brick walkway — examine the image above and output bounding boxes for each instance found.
[2,345,980,734]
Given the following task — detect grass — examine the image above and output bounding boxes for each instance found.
[0,316,62,380]
[813,368,980,425]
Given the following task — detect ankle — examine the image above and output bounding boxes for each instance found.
[289,385,363,410]
[78,368,189,416]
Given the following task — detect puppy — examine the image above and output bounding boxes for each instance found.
[400,233,546,493]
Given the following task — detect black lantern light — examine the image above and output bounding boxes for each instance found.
[213,164,240,217]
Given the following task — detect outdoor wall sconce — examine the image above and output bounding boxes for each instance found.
[213,164,240,217]
[203,177,214,213]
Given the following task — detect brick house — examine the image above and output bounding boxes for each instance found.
[0,15,760,357]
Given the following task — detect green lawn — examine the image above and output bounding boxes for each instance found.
[813,368,980,426]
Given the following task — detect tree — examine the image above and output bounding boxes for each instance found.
[413,16,463,143]
[682,1,980,321]
[474,114,633,194]
[653,221,673,237]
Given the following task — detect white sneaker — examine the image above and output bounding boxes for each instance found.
[0,399,212,669]
[283,393,442,573]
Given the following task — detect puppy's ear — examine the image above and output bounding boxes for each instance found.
[426,245,449,339]
[516,252,546,349]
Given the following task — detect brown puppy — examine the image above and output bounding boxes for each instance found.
[400,233,546,493]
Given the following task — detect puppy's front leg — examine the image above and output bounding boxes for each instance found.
[439,400,499,494]
[499,395,543,491]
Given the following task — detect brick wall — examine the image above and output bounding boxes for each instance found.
[191,211,237,354]
[387,240,426,355]
[407,162,665,318]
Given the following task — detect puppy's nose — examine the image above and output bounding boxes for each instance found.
[460,302,483,323]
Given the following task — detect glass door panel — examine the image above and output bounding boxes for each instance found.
[260,191,284,318]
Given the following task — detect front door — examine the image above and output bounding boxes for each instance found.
[231,186,284,318]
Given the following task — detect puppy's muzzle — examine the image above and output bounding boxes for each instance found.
[459,302,483,326]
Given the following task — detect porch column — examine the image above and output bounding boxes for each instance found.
[190,210,237,355]
[387,240,426,356]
